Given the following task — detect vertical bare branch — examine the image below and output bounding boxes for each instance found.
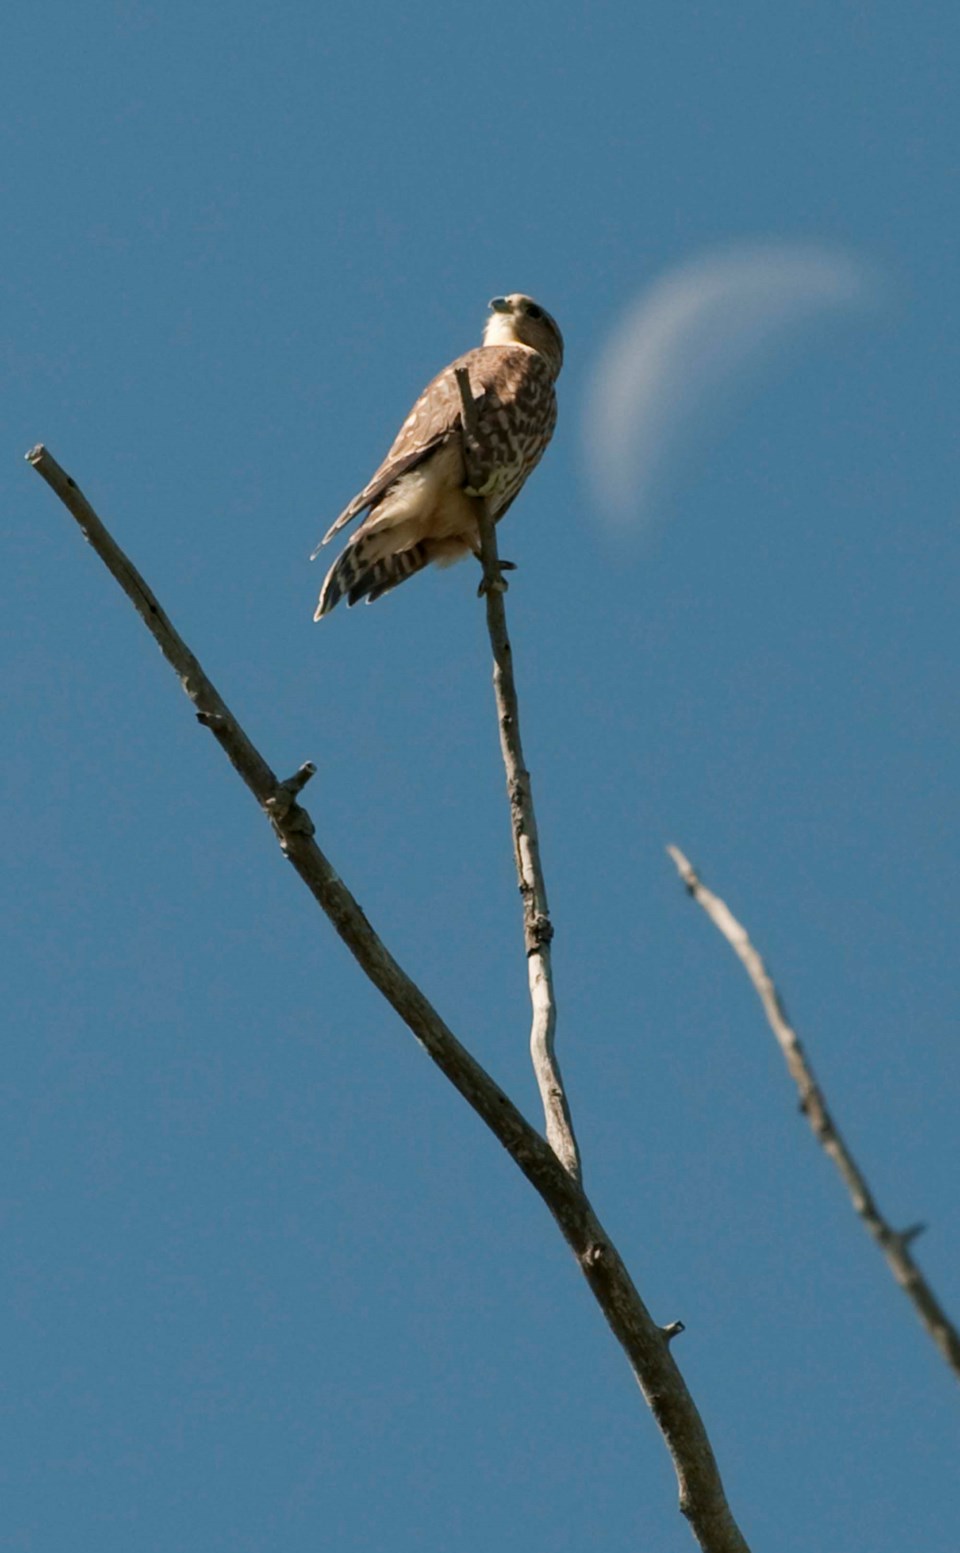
[667,844,960,1382]
[28,444,753,1552]
[454,369,581,1183]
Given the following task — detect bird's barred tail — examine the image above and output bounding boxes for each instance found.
[314,539,430,620]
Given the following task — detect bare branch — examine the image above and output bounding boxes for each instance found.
[454,371,581,1184]
[28,444,752,1552]
[667,844,960,1382]
[454,364,481,448]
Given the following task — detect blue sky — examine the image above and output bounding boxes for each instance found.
[4,3,958,1549]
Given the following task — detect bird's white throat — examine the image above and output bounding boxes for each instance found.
[482,313,527,349]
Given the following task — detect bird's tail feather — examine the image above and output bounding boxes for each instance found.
[315,539,430,619]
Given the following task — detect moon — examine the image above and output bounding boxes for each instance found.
[583,243,878,526]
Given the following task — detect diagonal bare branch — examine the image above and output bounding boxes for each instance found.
[28,443,752,1553]
[454,369,581,1184]
[667,843,960,1382]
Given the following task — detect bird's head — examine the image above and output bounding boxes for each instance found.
[483,294,564,378]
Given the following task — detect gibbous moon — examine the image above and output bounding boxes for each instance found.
[583,243,878,526]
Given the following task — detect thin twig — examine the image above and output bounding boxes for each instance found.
[454,369,581,1183]
[667,844,960,1382]
[28,444,752,1553]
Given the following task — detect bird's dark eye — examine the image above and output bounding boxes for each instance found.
[526,303,543,319]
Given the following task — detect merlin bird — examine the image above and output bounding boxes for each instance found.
[312,293,563,619]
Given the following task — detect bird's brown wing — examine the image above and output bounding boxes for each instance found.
[309,441,450,557]
[310,346,509,557]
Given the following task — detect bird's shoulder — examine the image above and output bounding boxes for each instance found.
[386,344,550,455]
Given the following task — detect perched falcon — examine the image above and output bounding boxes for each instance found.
[312,293,563,619]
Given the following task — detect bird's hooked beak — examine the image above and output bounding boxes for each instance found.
[489,296,511,314]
